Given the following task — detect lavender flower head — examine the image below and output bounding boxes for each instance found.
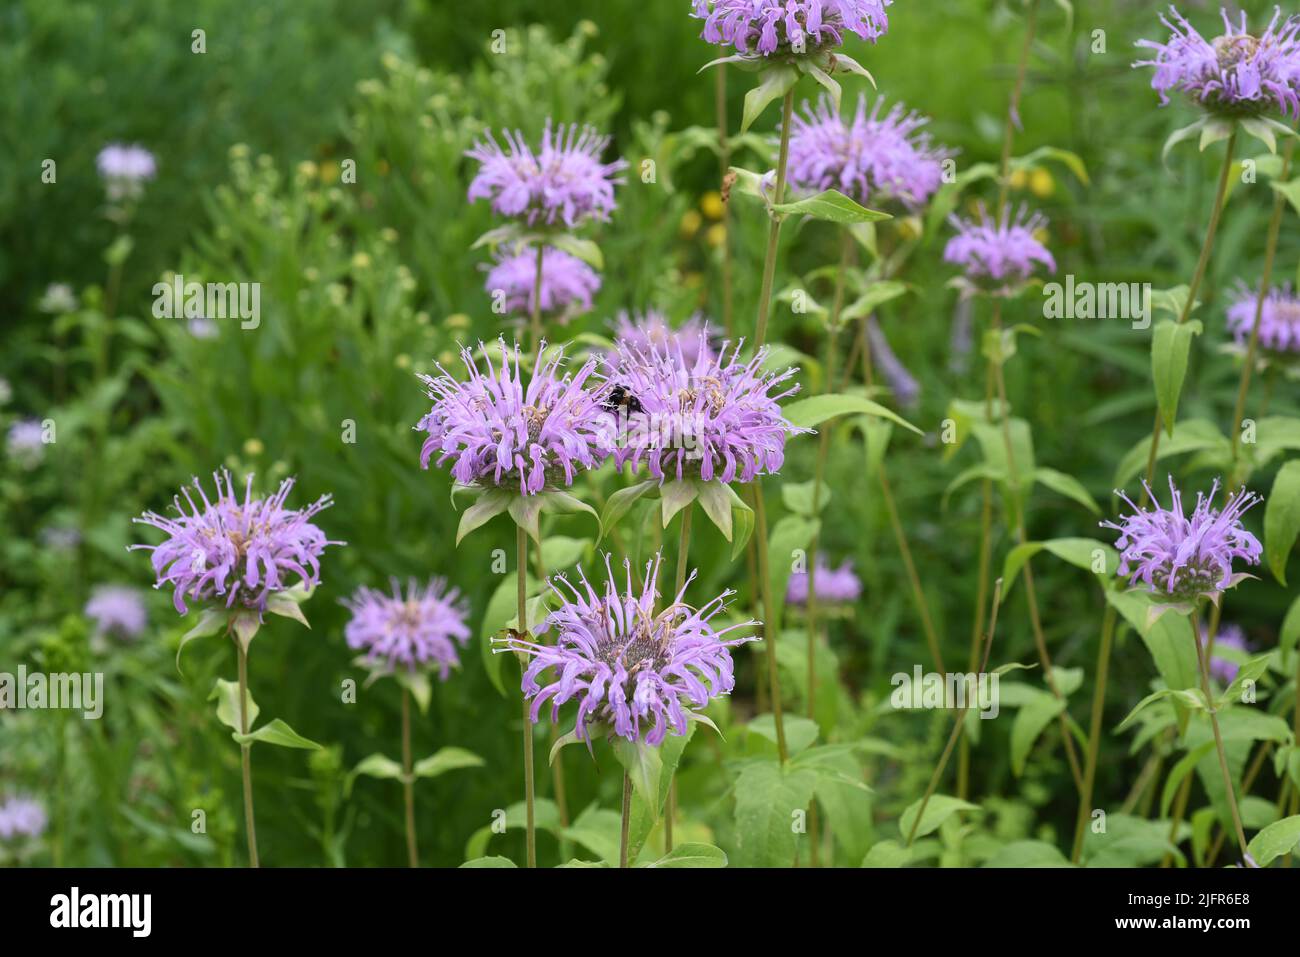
[692,0,891,57]
[85,585,148,641]
[500,554,758,745]
[342,578,471,679]
[0,796,47,842]
[609,309,714,367]
[945,203,1056,294]
[6,419,46,469]
[417,340,614,496]
[786,554,863,606]
[131,469,341,615]
[787,94,954,210]
[1102,477,1262,603]
[467,120,627,229]
[1225,281,1300,355]
[485,246,600,321]
[1198,622,1252,684]
[608,335,805,485]
[96,143,157,202]
[1134,6,1300,119]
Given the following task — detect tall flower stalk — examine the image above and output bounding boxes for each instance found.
[516,525,536,867]
[964,0,1037,793]
[1132,4,1300,495]
[1071,604,1117,863]
[502,554,757,866]
[1140,129,1237,495]
[946,0,1082,794]
[132,469,340,866]
[1104,478,1263,863]
[341,576,472,868]
[418,340,613,866]
[466,120,625,351]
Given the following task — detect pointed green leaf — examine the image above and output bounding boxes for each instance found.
[644,842,727,868]
[456,488,511,545]
[233,717,322,750]
[599,480,657,542]
[1152,319,1203,436]
[899,795,980,841]
[413,746,484,780]
[783,392,920,434]
[1265,460,1300,585]
[741,65,797,134]
[771,189,891,224]
[209,678,258,733]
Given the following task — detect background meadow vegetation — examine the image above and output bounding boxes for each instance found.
[2,0,1298,867]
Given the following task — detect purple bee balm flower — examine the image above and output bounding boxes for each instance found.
[96,143,157,203]
[692,0,891,57]
[1198,622,1252,684]
[786,554,863,606]
[944,203,1056,293]
[1225,281,1300,354]
[466,120,628,229]
[484,246,601,321]
[1134,6,1300,119]
[608,309,714,367]
[1101,477,1262,602]
[342,578,471,679]
[786,93,954,210]
[96,143,157,181]
[865,316,920,408]
[0,796,47,841]
[85,585,148,641]
[500,554,758,746]
[608,335,806,484]
[6,419,46,468]
[131,469,341,616]
[417,340,615,496]
[188,317,220,339]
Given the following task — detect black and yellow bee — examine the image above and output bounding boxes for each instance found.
[603,384,644,416]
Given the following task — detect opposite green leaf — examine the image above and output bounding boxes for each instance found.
[1265,460,1300,585]
[1151,318,1202,437]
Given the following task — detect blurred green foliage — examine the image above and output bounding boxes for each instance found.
[2,0,1298,867]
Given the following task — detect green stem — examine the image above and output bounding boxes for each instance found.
[664,502,694,854]
[753,89,795,350]
[990,305,1085,794]
[619,771,633,868]
[753,485,788,764]
[907,579,1003,847]
[401,686,418,868]
[1231,139,1294,482]
[717,65,734,340]
[963,0,1037,790]
[236,638,259,868]
[1072,604,1117,863]
[1193,607,1251,863]
[517,524,536,868]
[1142,130,1238,501]
[1207,742,1272,866]
[1161,775,1192,868]
[529,243,545,354]
[806,233,850,726]
[747,85,797,764]
[531,538,570,863]
[801,231,848,867]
